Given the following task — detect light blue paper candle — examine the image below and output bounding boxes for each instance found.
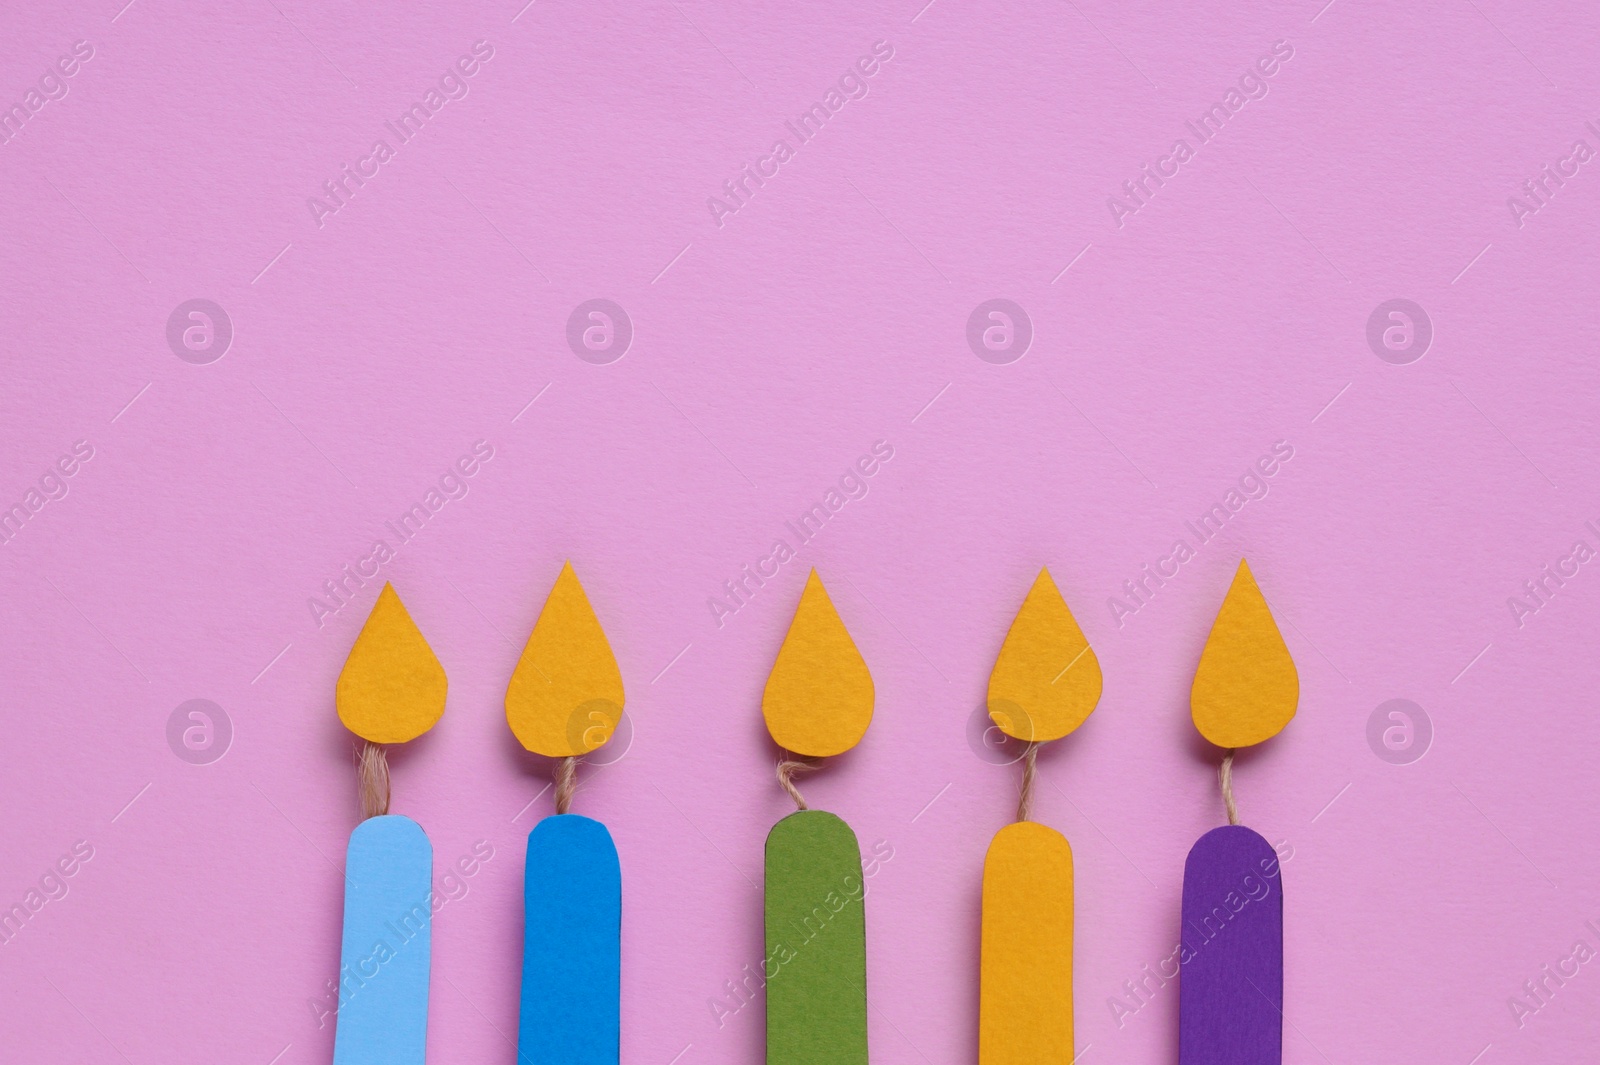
[333,816,435,1065]
[331,584,451,1065]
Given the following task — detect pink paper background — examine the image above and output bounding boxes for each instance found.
[3,1,1598,1062]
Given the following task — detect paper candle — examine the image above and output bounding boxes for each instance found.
[763,570,874,1065]
[332,584,449,1065]
[1180,560,1298,1065]
[980,569,1101,1065]
[506,562,626,1065]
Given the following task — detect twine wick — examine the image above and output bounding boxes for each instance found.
[1219,748,1240,826]
[554,756,580,815]
[1016,741,1039,822]
[358,741,390,819]
[776,753,820,811]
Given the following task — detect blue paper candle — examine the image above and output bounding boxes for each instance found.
[505,563,628,1065]
[519,814,622,1064]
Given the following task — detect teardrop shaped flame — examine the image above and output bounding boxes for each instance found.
[987,568,1102,743]
[1191,560,1299,748]
[506,562,626,757]
[336,583,448,744]
[763,570,874,758]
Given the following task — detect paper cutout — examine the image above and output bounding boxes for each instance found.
[763,571,874,758]
[980,821,1074,1065]
[1179,825,1283,1065]
[332,816,434,1065]
[337,584,448,744]
[506,562,626,757]
[518,814,621,1065]
[1191,560,1298,748]
[765,810,868,1065]
[987,568,1102,743]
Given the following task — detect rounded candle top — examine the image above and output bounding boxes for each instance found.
[1191,559,1299,748]
[336,583,448,744]
[987,568,1102,743]
[763,570,874,758]
[506,561,626,757]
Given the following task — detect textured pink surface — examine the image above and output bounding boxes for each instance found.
[2,2,1599,1063]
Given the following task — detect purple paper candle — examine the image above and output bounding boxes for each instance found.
[1182,560,1299,1065]
[1179,825,1283,1065]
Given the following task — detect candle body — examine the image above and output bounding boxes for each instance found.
[518,813,621,1065]
[765,810,868,1065]
[332,815,434,1065]
[979,821,1073,1065]
[1179,825,1283,1065]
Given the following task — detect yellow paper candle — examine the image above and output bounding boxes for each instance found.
[980,822,1073,1065]
[1190,559,1298,749]
[980,568,1099,1065]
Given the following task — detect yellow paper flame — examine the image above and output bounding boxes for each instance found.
[1191,559,1299,748]
[762,570,874,758]
[506,562,626,757]
[336,583,448,744]
[987,568,1102,743]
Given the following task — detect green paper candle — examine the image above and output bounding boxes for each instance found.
[761,572,875,1065]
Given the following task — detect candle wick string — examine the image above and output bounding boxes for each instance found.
[1015,741,1039,823]
[554,755,580,815]
[1219,748,1240,826]
[776,753,819,811]
[358,741,390,819]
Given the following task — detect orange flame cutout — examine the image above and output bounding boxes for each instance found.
[987,568,1102,743]
[1191,560,1299,748]
[763,570,874,758]
[336,583,448,744]
[506,562,625,758]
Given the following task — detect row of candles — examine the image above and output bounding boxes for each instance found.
[329,559,1298,1065]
